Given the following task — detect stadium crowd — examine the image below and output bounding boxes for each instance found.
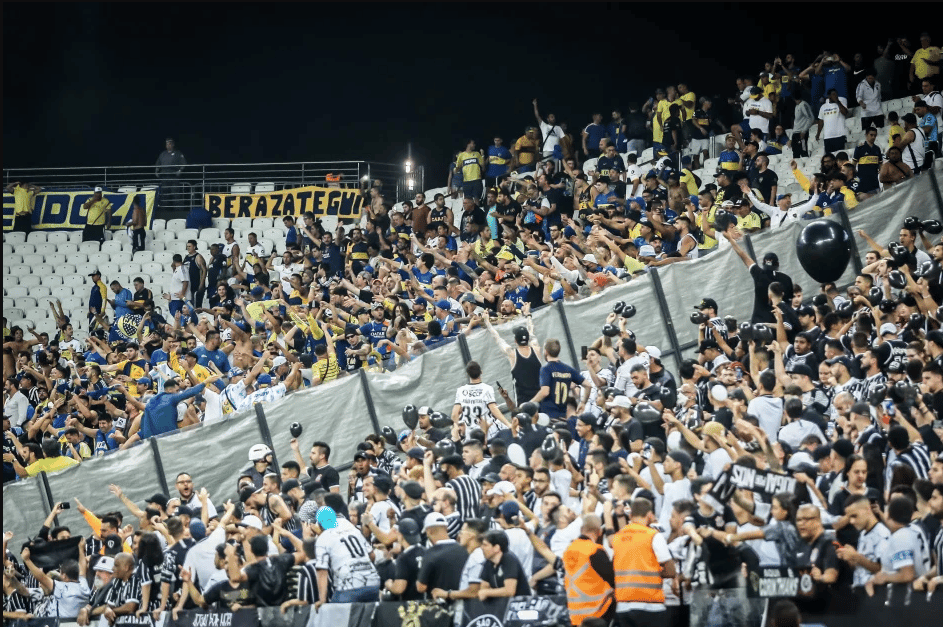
[3,32,943,627]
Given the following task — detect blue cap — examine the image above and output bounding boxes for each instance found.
[435,299,451,310]
[689,195,699,206]
[189,519,207,541]
[398,429,411,442]
[563,225,577,239]
[316,506,337,530]
[228,367,244,378]
[136,377,153,387]
[777,194,791,201]
[413,296,427,307]
[363,265,375,275]
[250,286,264,298]
[256,373,272,386]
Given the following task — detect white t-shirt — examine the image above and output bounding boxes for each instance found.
[4,390,30,426]
[279,263,303,293]
[855,80,882,117]
[777,419,827,450]
[369,498,399,533]
[924,91,943,131]
[703,447,732,480]
[460,547,486,588]
[549,518,582,559]
[853,521,891,587]
[615,354,650,397]
[169,265,190,301]
[743,97,773,133]
[616,531,672,613]
[658,477,691,533]
[505,527,534,576]
[32,578,90,619]
[747,395,784,442]
[454,382,499,437]
[539,121,564,156]
[242,243,267,274]
[818,98,849,139]
[315,520,380,591]
[58,339,83,361]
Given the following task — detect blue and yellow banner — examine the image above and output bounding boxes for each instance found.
[2,187,158,231]
[204,185,364,221]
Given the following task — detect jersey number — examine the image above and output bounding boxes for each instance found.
[554,381,569,404]
[461,405,485,424]
[340,535,366,558]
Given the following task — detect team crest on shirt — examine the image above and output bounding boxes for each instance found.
[465,616,502,627]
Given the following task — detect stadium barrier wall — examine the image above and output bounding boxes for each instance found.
[3,164,940,541]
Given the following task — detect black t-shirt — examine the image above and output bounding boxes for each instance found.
[417,540,469,592]
[752,169,779,204]
[306,464,340,492]
[749,264,793,324]
[662,117,683,148]
[203,580,255,610]
[394,545,425,601]
[624,112,648,140]
[496,200,522,226]
[479,552,531,596]
[244,552,296,606]
[459,207,486,241]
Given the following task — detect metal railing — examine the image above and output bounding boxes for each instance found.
[3,161,424,213]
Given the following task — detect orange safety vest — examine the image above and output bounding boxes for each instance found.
[563,537,613,625]
[611,523,665,604]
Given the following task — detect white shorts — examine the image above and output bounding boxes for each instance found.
[690,138,711,152]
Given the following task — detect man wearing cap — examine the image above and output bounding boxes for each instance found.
[86,269,108,328]
[724,230,794,325]
[383,518,425,601]
[81,187,112,243]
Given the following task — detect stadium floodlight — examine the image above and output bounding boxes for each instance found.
[407,178,415,190]
[361,175,369,181]
[404,160,412,174]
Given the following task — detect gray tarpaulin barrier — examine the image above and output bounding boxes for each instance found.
[4,165,940,540]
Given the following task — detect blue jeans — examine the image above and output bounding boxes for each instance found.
[331,585,379,603]
[626,139,646,156]
[169,299,184,317]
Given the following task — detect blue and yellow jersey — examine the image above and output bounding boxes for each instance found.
[454,151,484,182]
[718,149,740,171]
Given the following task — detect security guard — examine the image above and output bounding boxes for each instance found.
[611,498,675,627]
[563,514,614,625]
[82,186,112,243]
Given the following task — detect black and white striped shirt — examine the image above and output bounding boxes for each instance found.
[934,527,943,576]
[894,442,932,480]
[296,560,323,604]
[447,474,481,521]
[103,574,142,610]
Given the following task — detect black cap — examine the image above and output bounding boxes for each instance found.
[698,339,720,353]
[407,447,425,460]
[596,175,611,185]
[762,252,779,268]
[785,363,813,378]
[401,480,424,500]
[353,451,368,461]
[440,454,464,468]
[396,518,422,544]
[478,472,501,484]
[239,486,259,504]
[698,298,718,311]
[812,444,832,461]
[145,493,168,509]
[103,534,123,556]
[282,479,301,494]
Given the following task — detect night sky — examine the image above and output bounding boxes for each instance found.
[4,4,901,179]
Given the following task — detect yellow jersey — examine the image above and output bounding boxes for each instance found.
[698,205,718,250]
[653,99,672,143]
[679,92,696,122]
[86,198,112,226]
[912,47,941,80]
[25,456,79,477]
[454,151,484,182]
[13,187,37,216]
[513,136,537,165]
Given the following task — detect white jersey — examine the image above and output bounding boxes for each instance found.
[454,382,498,437]
[315,520,380,591]
[242,243,267,274]
[238,383,287,412]
[459,547,486,588]
[58,339,82,361]
[220,380,247,416]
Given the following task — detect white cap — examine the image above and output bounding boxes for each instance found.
[535,412,550,427]
[248,443,272,462]
[422,512,448,531]
[94,186,103,193]
[272,356,288,368]
[241,515,263,530]
[787,451,815,471]
[710,385,728,401]
[93,556,114,573]
[879,323,897,336]
[645,346,662,360]
[583,254,598,265]
[639,245,656,257]
[487,481,517,497]
[607,395,631,409]
[418,406,431,416]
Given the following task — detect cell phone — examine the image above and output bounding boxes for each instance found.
[495,381,504,391]
[581,346,589,360]
[59,502,71,510]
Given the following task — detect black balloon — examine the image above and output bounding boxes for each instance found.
[887,270,907,289]
[633,402,662,424]
[430,411,452,429]
[602,324,620,337]
[796,220,851,283]
[402,404,419,430]
[612,301,626,314]
[289,422,303,438]
[867,286,884,305]
[738,322,754,342]
[518,401,539,417]
[922,219,943,235]
[381,426,398,446]
[621,305,637,319]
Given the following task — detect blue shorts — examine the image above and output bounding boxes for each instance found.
[516,164,536,173]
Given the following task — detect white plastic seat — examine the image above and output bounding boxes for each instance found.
[6,253,22,265]
[199,228,222,241]
[3,232,26,245]
[29,285,51,297]
[68,231,84,243]
[22,254,45,266]
[110,252,133,265]
[166,218,186,231]
[151,219,167,231]
[45,253,67,267]
[53,264,77,276]
[133,251,154,263]
[51,286,74,300]
[124,262,142,275]
[3,308,24,320]
[254,182,275,194]
[178,229,199,242]
[25,308,50,321]
[46,232,69,245]
[5,286,28,299]
[41,275,64,287]
[143,261,165,276]
[62,275,87,290]
[62,295,82,309]
[12,243,36,255]
[35,243,57,256]
[18,297,39,310]
[10,264,31,276]
[26,232,47,244]
[117,185,138,193]
[211,218,229,231]
[230,184,251,194]
[75,262,97,276]
[4,272,16,282]
[252,217,275,230]
[112,232,130,245]
[231,217,252,232]
[155,231,176,242]
[18,276,41,287]
[153,251,174,265]
[264,228,284,242]
[87,252,111,266]
[79,241,100,253]
[101,241,123,254]
[99,262,120,277]
[149,241,165,252]
[56,243,79,255]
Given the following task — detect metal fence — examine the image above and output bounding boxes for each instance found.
[2,161,424,212]
[3,164,940,541]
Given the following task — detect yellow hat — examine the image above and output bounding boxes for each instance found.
[702,421,725,439]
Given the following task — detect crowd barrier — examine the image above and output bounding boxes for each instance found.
[3,165,941,543]
[7,588,943,626]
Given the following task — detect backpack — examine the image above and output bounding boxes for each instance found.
[253,557,288,606]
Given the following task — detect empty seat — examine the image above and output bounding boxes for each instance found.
[53,264,77,276]
[252,217,275,230]
[57,243,79,255]
[29,286,51,298]
[101,241,123,254]
[3,232,26,245]
[254,182,276,194]
[230,184,251,194]
[25,308,50,321]
[5,286,28,299]
[10,264,31,276]
[264,228,285,242]
[211,218,230,231]
[165,241,187,255]
[35,243,57,256]
[199,228,222,241]
[46,232,69,244]
[99,262,120,277]
[41,275,64,287]
[153,251,174,265]
[87,252,111,265]
[124,262,142,275]
[12,243,36,255]
[112,232,130,244]
[232,217,253,231]
[18,276,41,287]
[143,261,165,276]
[22,254,45,266]
[62,296,83,309]
[149,240,166,252]
[155,231,176,242]
[152,219,167,231]
[111,252,133,265]
[6,253,22,265]
[79,241,100,253]
[3,308,24,320]
[45,253,67,267]
[75,262,97,276]
[133,251,154,263]
[51,286,73,300]
[62,275,87,290]
[36,295,57,310]
[68,231,84,243]
[178,229,199,242]
[26,232,47,243]
[117,185,138,193]
[167,219,187,231]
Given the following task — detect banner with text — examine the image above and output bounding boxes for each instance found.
[204,186,364,221]
[2,187,157,232]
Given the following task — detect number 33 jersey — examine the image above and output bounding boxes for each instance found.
[455,382,499,438]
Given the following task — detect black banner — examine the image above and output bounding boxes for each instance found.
[706,464,797,510]
[167,608,258,627]
[460,595,569,627]
[746,567,815,598]
[24,536,83,572]
[373,600,452,627]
